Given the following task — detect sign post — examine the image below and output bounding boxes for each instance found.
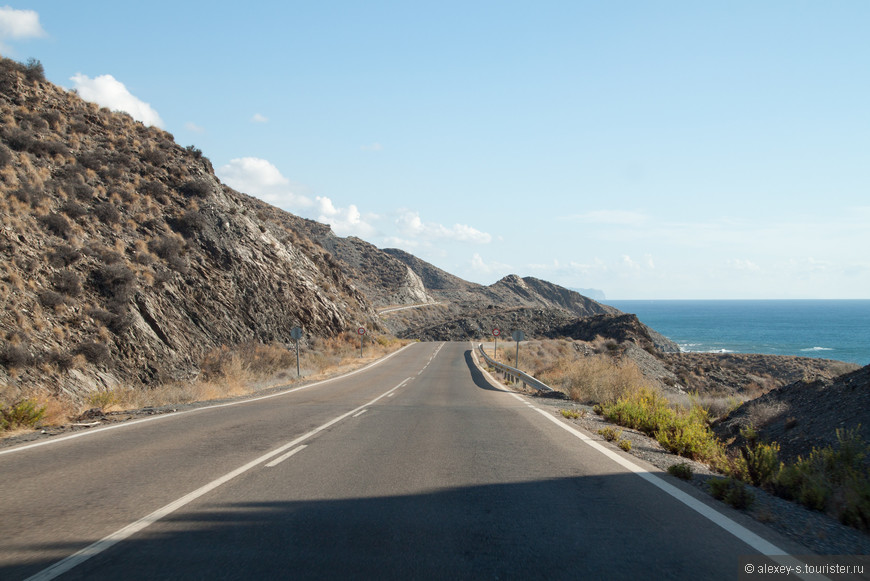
[511,329,525,368]
[357,327,366,358]
[291,326,303,377]
[492,328,500,358]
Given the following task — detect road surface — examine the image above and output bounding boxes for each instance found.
[0,342,809,580]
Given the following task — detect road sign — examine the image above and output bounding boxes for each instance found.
[492,328,501,337]
[291,326,303,340]
[512,329,525,369]
[357,327,366,358]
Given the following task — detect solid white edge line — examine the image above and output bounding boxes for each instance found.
[265,444,307,468]
[2,344,414,457]
[470,343,821,579]
[352,409,368,418]
[24,377,414,581]
[528,406,823,580]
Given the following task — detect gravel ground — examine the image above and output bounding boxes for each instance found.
[505,380,870,556]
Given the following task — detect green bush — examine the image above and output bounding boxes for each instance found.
[668,462,694,480]
[48,245,82,268]
[24,58,45,83]
[0,344,33,368]
[743,439,781,489]
[40,213,73,238]
[72,341,111,365]
[179,179,211,198]
[772,427,870,528]
[618,439,632,452]
[709,477,754,509]
[0,143,12,167]
[87,389,119,411]
[1,399,46,430]
[53,270,83,297]
[601,387,726,466]
[598,426,622,442]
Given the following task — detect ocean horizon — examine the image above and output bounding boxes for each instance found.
[604,299,870,366]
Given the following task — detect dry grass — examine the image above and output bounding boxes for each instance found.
[1,333,409,433]
[494,339,650,404]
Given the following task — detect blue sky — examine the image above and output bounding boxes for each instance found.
[2,2,868,299]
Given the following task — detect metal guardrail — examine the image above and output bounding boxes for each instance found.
[476,343,554,393]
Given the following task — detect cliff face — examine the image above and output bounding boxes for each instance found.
[0,57,375,397]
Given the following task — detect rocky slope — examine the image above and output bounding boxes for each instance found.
[0,57,376,399]
[714,364,870,462]
[279,215,664,349]
[0,56,858,419]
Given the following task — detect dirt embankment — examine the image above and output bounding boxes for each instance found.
[714,364,870,463]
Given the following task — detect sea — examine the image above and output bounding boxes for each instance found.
[604,300,870,366]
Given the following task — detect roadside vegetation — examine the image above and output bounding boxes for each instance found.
[1,332,408,434]
[493,337,870,530]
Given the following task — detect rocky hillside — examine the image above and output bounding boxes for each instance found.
[1,55,856,418]
[272,213,663,349]
[0,57,376,399]
[714,364,870,463]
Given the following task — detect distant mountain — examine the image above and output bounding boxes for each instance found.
[569,287,606,301]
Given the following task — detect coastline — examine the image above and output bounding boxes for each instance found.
[605,299,870,366]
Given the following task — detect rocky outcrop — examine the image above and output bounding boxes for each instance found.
[382,247,480,293]
[271,223,436,308]
[552,313,679,353]
[399,308,681,354]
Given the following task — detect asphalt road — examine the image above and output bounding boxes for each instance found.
[0,342,810,580]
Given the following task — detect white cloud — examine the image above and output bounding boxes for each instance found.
[219,157,491,250]
[217,157,378,237]
[251,113,268,123]
[184,121,205,133]
[70,73,164,128]
[621,254,655,270]
[396,210,491,244]
[0,7,46,45]
[316,196,377,238]
[361,142,383,152]
[217,157,312,209]
[470,253,512,275]
[219,157,289,189]
[727,258,761,272]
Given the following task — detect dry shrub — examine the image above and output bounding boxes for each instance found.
[543,355,649,405]
[201,342,295,382]
[747,400,788,429]
[667,392,745,422]
[38,393,76,426]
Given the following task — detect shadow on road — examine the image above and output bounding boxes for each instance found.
[463,349,507,393]
[6,475,748,581]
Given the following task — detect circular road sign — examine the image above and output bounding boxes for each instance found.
[492,328,501,337]
[357,327,367,335]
